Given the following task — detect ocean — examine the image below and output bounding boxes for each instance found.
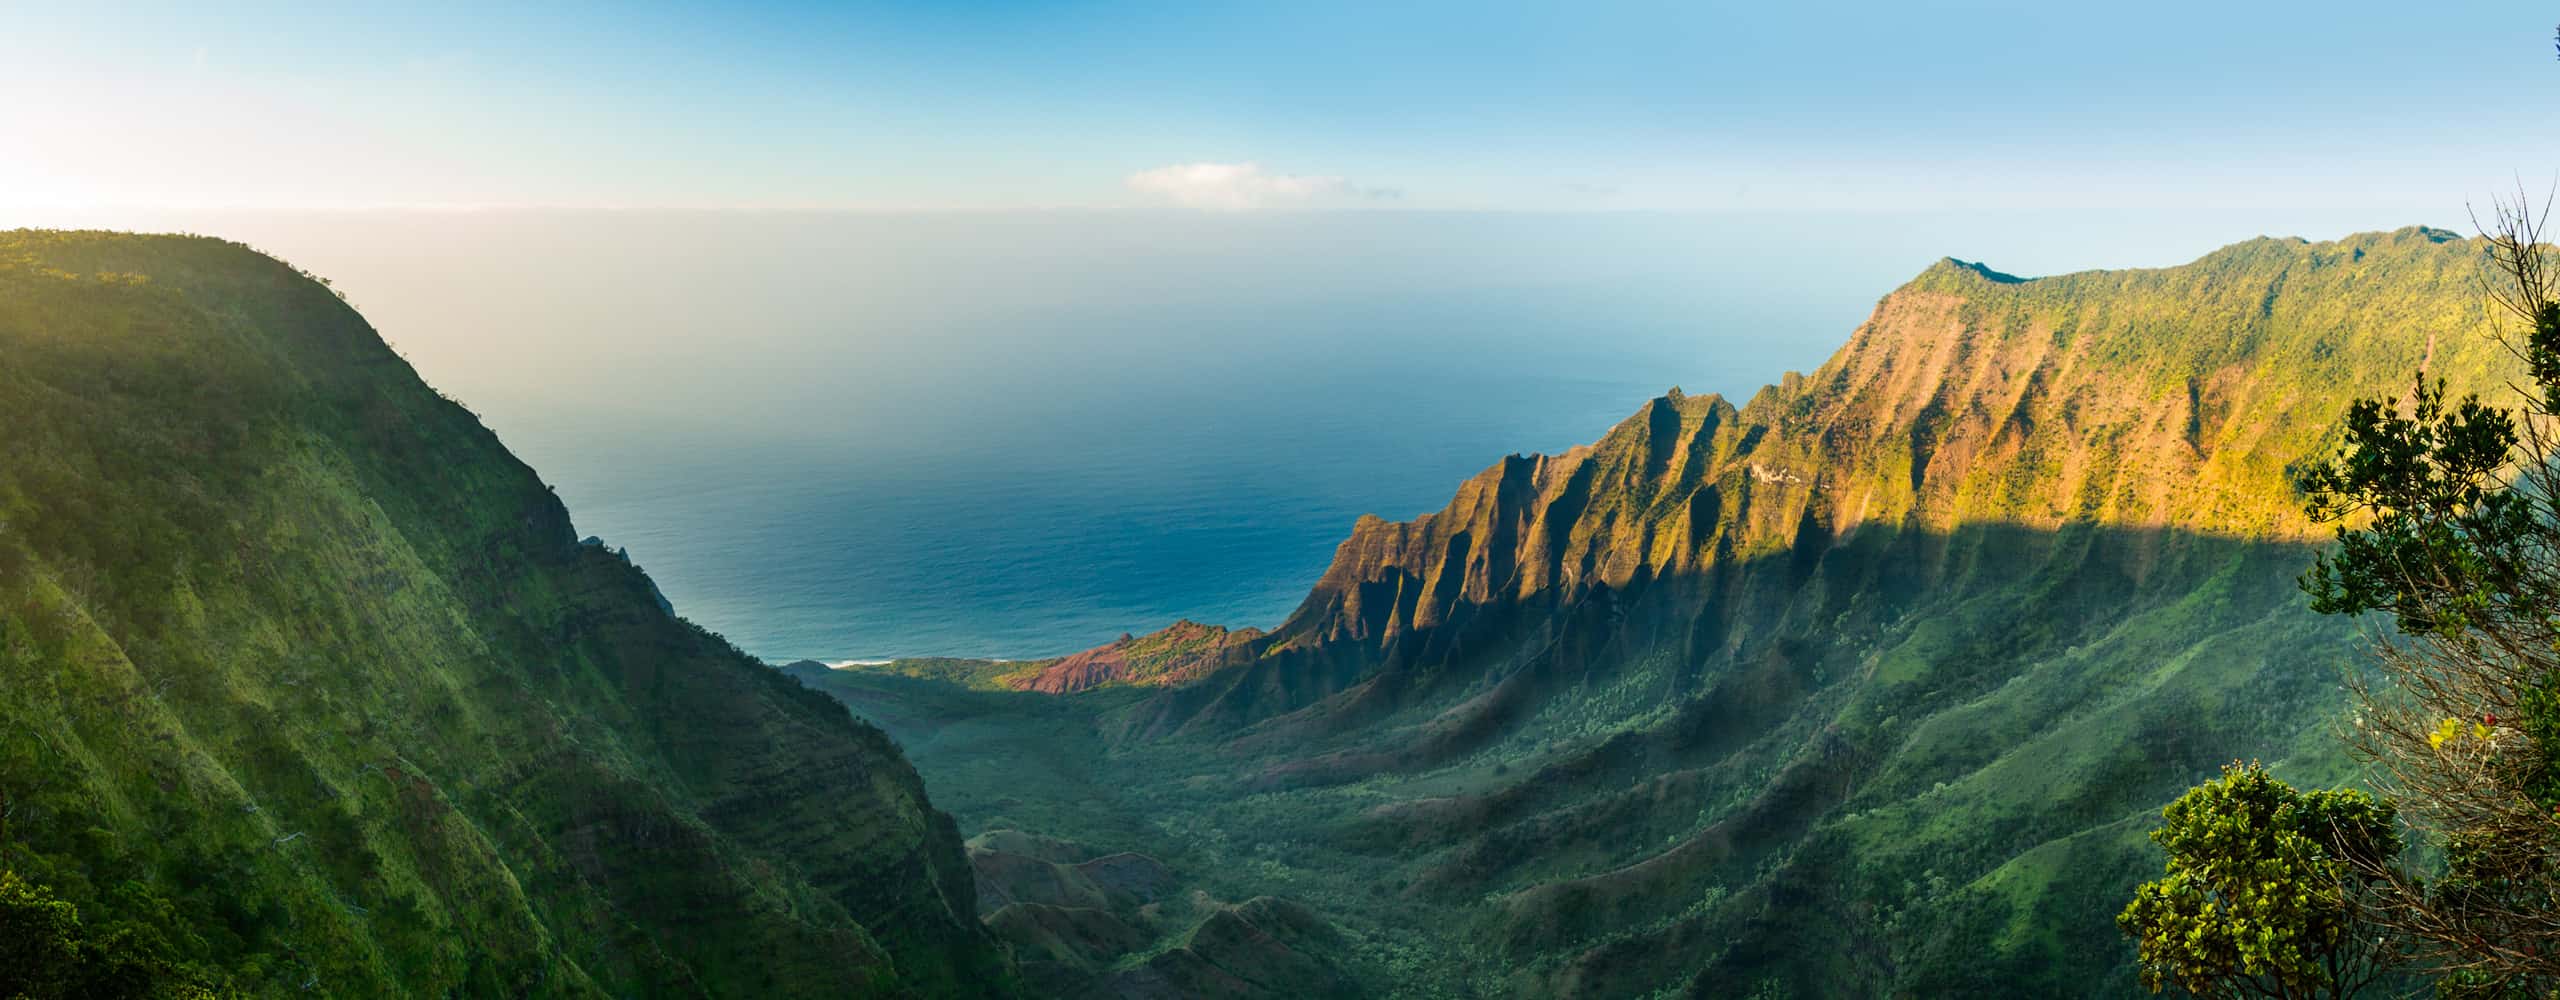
[520,368,1674,660]
[140,208,2308,661]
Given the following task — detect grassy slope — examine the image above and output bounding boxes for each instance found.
[0,232,1008,996]
[810,228,2510,997]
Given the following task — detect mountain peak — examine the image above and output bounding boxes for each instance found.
[1135,222,2517,737]
[1930,256,2027,284]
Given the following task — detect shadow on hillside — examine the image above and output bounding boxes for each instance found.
[804,519,2358,998]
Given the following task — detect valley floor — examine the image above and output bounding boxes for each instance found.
[791,527,2368,998]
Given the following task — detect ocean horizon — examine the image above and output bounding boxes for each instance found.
[137,208,2401,663]
[541,368,1689,662]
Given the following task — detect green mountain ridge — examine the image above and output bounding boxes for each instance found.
[0,231,1008,996]
[807,226,2512,996]
[0,222,2510,996]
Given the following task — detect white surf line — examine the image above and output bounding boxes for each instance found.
[823,657,1028,668]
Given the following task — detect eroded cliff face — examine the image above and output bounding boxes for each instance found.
[1124,229,2491,742]
[795,227,2510,997]
[944,227,2506,996]
[1011,620,1264,694]
[1272,392,1744,647]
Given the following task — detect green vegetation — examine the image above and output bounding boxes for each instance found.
[2119,763,2399,999]
[1012,621,1264,694]
[805,228,2515,997]
[0,867,214,999]
[0,231,1006,996]
[2125,199,2560,999]
[2273,198,2560,994]
[1,221,2518,997]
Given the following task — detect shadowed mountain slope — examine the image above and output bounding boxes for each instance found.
[1135,227,2494,743]
[0,232,1008,996]
[810,227,2510,997]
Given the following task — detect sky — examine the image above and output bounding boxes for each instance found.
[4,2,2557,223]
[9,2,2560,657]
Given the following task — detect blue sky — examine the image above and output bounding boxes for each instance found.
[13,2,2559,657]
[5,2,2555,219]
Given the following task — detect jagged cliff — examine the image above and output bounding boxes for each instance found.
[0,232,1009,995]
[1013,620,1263,694]
[1129,228,2489,738]
[812,227,2513,997]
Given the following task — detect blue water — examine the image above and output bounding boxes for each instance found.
[191,209,2139,661]
[519,370,1673,659]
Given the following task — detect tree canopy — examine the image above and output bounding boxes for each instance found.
[2121,762,2400,999]
[2131,195,2560,997]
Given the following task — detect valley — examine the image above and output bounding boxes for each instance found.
[799,227,2508,997]
[0,223,2514,997]
[11,6,2552,997]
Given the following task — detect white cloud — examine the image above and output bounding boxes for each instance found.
[1124,162,1391,211]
